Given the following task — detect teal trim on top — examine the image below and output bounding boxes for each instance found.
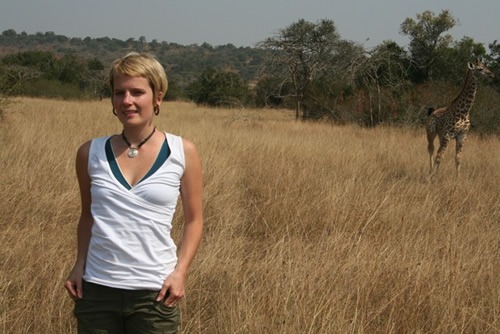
[105,138,171,190]
[106,138,130,190]
[143,139,171,180]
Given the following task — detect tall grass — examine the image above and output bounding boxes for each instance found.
[1,98,499,333]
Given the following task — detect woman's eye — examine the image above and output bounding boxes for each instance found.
[131,90,145,96]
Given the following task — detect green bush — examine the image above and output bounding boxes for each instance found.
[22,79,86,99]
[187,68,251,107]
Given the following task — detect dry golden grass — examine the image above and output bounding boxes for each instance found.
[1,97,499,333]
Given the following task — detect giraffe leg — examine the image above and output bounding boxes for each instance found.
[429,137,449,177]
[455,134,466,176]
[426,131,437,173]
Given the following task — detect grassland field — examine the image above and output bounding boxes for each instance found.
[0,98,499,333]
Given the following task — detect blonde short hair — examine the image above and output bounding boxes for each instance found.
[109,52,168,102]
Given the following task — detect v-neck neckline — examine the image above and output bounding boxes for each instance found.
[105,136,171,190]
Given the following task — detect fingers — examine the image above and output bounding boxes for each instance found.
[155,286,169,302]
[157,287,184,307]
[76,280,83,299]
[164,292,183,307]
[64,281,78,300]
[64,279,83,300]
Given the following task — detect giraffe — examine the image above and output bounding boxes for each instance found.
[427,60,494,178]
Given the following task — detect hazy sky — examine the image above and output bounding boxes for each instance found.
[1,0,498,49]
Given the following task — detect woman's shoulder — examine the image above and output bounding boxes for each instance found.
[76,135,112,159]
[92,135,113,144]
[163,132,184,148]
[163,131,181,140]
[162,132,199,162]
[79,135,111,147]
[181,137,197,153]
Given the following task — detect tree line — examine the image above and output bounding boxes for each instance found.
[1,10,499,133]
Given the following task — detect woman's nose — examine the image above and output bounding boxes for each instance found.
[122,92,133,104]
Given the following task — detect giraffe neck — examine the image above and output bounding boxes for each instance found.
[450,69,478,118]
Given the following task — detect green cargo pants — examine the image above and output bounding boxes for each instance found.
[74,281,179,334]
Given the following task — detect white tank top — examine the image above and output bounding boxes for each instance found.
[83,132,185,290]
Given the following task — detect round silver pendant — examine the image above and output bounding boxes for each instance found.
[127,148,138,158]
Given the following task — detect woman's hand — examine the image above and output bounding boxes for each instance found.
[157,270,186,307]
[64,266,84,300]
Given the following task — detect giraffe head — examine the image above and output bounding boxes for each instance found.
[468,59,495,79]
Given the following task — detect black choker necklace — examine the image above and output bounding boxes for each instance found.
[121,127,156,158]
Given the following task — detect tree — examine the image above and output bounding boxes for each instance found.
[254,76,293,108]
[346,41,411,126]
[400,10,457,83]
[1,50,57,80]
[485,40,500,89]
[300,40,365,120]
[86,58,107,98]
[187,68,250,107]
[488,43,500,91]
[57,54,85,85]
[2,29,17,37]
[433,37,487,83]
[0,64,41,118]
[258,19,341,119]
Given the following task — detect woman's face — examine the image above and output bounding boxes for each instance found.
[112,74,161,126]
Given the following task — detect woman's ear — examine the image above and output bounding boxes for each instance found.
[156,91,164,105]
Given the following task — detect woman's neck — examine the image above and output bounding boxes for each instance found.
[122,125,156,145]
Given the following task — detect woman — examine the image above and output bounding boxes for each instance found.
[64,52,203,333]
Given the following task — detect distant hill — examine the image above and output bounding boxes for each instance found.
[0,29,268,90]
